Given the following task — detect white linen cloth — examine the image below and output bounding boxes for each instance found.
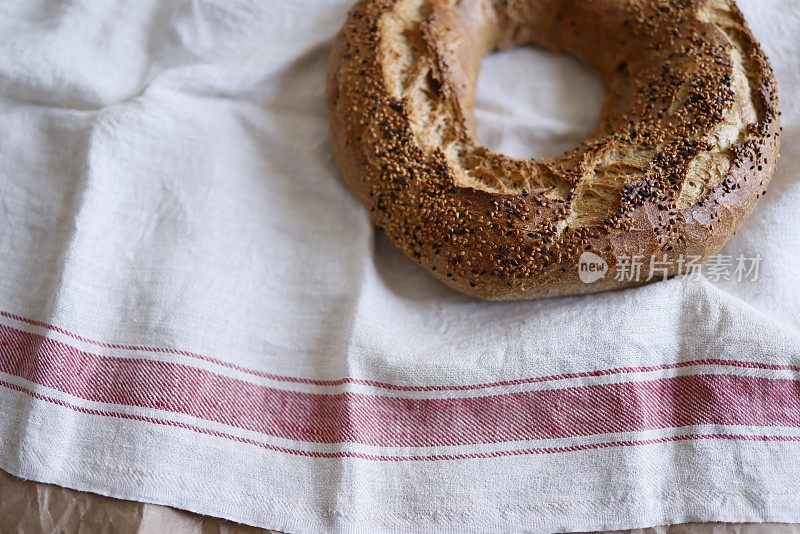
[0,0,799,532]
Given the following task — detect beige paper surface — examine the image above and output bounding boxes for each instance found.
[0,469,274,533]
[1,469,798,534]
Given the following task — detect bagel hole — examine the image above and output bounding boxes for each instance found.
[475,47,605,160]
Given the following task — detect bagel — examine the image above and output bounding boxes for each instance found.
[326,0,780,300]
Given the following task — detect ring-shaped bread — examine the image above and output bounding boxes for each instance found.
[327,0,780,299]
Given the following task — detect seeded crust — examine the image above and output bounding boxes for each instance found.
[327,0,780,300]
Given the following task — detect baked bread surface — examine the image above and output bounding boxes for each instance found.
[327,0,780,300]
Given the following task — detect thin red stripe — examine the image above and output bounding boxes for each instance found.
[2,324,800,448]
[1,378,798,461]
[1,309,798,392]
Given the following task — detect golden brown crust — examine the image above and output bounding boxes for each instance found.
[327,0,780,300]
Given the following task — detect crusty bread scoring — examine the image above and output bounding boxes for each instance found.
[327,0,780,300]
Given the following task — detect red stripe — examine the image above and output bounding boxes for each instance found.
[2,377,799,462]
[2,309,798,392]
[2,323,800,448]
